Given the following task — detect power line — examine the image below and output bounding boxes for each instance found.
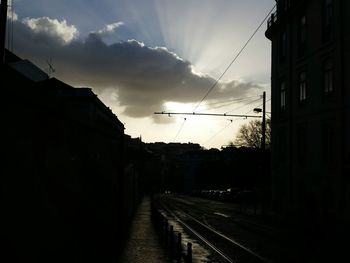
[172,118,186,142]
[245,98,271,114]
[197,96,259,113]
[193,4,277,112]
[204,119,235,144]
[224,97,261,114]
[201,95,259,107]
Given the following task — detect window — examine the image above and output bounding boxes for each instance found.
[298,15,306,56]
[279,31,287,62]
[298,71,307,102]
[280,81,286,110]
[323,59,334,95]
[323,0,333,42]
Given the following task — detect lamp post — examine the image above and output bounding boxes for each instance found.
[253,91,266,150]
[254,91,267,217]
[0,0,8,63]
[262,92,266,151]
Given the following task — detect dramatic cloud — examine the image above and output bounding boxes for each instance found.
[11,15,262,122]
[96,21,124,37]
[23,17,78,44]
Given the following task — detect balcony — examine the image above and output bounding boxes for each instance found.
[267,10,278,29]
[267,0,294,29]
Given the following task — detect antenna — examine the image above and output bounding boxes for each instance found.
[46,57,56,78]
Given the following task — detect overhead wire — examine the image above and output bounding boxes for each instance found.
[172,118,187,142]
[166,4,276,143]
[204,119,235,144]
[224,97,262,114]
[198,98,256,113]
[197,96,260,113]
[244,98,271,114]
[192,4,277,112]
[202,95,259,107]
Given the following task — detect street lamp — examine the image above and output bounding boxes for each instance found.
[254,92,267,217]
[252,91,266,151]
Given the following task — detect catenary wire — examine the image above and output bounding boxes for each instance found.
[172,118,187,142]
[192,4,277,112]
[198,96,260,112]
[204,119,235,144]
[244,98,271,114]
[224,98,262,114]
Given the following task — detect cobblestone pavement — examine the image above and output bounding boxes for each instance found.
[118,197,172,263]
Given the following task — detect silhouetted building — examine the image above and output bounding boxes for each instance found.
[145,142,202,192]
[2,50,128,263]
[266,0,350,232]
[145,143,267,195]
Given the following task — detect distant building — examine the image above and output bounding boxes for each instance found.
[266,0,350,231]
[144,142,266,195]
[145,142,202,192]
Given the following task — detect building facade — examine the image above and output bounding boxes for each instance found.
[266,0,350,231]
[2,50,129,262]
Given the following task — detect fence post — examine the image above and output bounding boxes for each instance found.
[187,242,192,263]
[176,233,182,263]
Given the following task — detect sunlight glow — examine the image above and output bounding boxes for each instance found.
[27,0,274,149]
[109,0,274,149]
[165,101,195,112]
[152,0,274,81]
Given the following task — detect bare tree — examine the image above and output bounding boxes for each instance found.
[232,119,271,148]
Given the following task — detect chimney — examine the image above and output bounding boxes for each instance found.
[0,0,8,63]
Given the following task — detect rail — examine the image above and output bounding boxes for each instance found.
[153,197,269,263]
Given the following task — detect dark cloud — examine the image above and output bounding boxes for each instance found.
[11,15,262,122]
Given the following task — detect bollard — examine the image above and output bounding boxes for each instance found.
[176,233,182,263]
[187,242,192,263]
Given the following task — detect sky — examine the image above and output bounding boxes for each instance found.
[7,0,275,149]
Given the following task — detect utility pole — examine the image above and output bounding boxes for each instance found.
[261,91,266,150]
[0,0,8,63]
[261,91,267,217]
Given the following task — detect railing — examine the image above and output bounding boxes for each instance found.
[267,10,278,28]
[152,201,193,263]
[267,0,293,29]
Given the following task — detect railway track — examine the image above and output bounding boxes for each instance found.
[156,196,270,263]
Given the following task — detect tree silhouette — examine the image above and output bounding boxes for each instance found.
[232,119,271,148]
